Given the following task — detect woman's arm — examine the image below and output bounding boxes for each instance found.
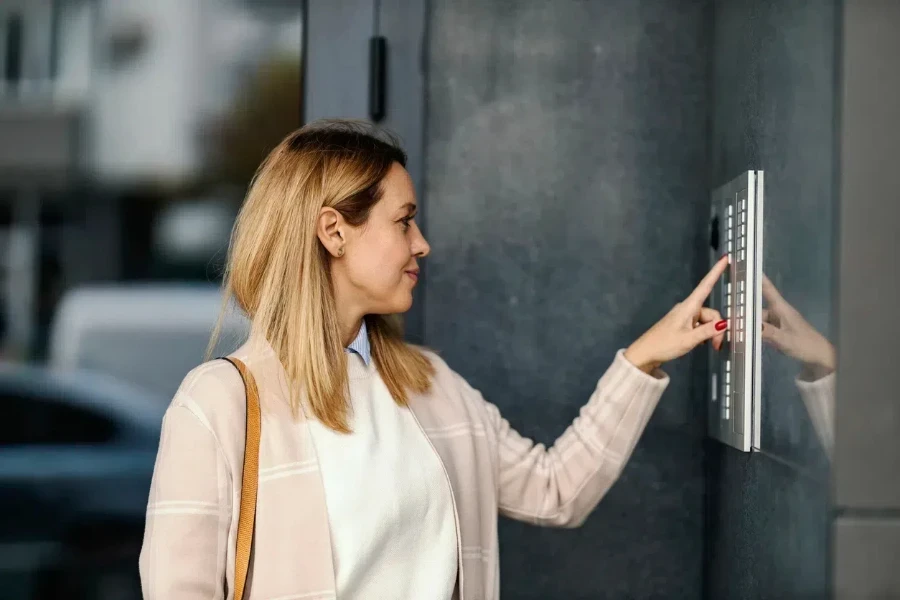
[139,397,231,599]
[482,256,731,528]
[471,350,668,528]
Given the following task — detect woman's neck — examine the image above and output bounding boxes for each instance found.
[343,320,363,347]
[332,272,365,347]
[338,307,364,347]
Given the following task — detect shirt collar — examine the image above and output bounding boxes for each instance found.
[345,320,371,366]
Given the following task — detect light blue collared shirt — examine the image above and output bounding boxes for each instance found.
[345,320,372,366]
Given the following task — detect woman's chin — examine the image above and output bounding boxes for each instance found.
[393,293,414,314]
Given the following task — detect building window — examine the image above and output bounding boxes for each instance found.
[0,1,57,93]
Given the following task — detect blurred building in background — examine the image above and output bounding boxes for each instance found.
[0,0,302,361]
[1,3,302,596]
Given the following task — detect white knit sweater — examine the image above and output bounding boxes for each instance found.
[306,351,459,599]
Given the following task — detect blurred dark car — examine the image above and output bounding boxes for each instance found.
[0,362,165,600]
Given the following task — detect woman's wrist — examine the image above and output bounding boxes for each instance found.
[624,343,659,374]
[819,344,837,372]
[802,343,837,381]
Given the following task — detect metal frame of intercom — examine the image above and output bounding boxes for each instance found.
[708,170,764,452]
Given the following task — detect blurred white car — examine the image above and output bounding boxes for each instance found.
[47,283,250,400]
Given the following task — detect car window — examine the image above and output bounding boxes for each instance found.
[0,392,117,446]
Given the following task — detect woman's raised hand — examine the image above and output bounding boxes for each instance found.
[624,255,730,373]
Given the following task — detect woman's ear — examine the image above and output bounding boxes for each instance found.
[317,207,345,257]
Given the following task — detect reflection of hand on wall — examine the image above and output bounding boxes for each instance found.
[761,274,836,378]
[761,274,835,456]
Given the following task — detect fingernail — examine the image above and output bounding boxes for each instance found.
[715,319,728,331]
[721,253,730,263]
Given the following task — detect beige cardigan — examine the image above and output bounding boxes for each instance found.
[139,339,669,600]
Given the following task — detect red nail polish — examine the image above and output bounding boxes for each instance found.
[715,319,728,331]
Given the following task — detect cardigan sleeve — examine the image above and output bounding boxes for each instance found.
[139,398,231,599]
[467,349,669,528]
[796,372,836,457]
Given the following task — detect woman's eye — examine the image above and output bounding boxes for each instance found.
[400,218,412,231]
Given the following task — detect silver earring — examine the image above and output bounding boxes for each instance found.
[337,247,344,257]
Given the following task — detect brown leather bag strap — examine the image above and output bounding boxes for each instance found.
[221,357,261,600]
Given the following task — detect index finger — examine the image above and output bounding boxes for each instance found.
[761,272,799,317]
[761,273,784,306]
[685,254,730,309]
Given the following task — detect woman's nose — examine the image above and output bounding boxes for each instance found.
[412,223,430,257]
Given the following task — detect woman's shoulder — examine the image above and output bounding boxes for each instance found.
[413,346,454,379]
[176,358,245,402]
[414,346,480,398]
[167,357,249,434]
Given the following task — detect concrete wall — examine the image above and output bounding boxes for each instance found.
[833,1,900,598]
[705,1,837,598]
[423,1,711,597]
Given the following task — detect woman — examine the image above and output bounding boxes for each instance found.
[139,119,729,600]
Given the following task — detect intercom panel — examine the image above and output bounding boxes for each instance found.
[708,170,764,452]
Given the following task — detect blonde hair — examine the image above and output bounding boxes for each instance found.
[209,119,434,433]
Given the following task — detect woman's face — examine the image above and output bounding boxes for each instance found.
[331,163,430,316]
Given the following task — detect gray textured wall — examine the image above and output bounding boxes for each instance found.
[834,1,900,597]
[706,0,836,598]
[423,1,711,597]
